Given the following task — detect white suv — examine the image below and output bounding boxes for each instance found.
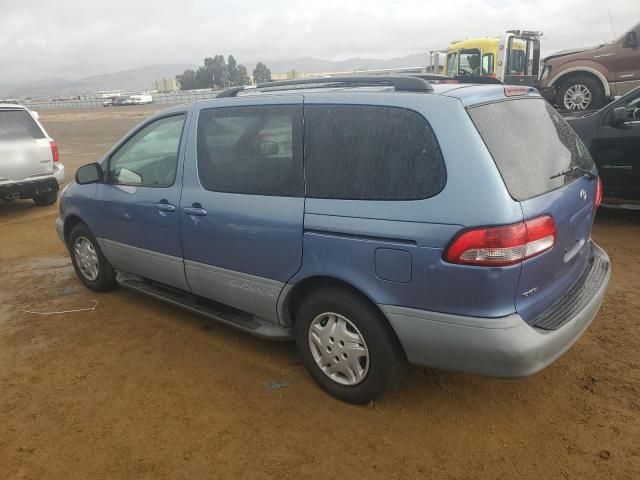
[0,104,64,206]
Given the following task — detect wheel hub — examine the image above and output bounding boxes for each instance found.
[73,237,99,281]
[564,84,592,111]
[308,312,370,386]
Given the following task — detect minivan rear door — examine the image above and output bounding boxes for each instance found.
[0,109,53,182]
[468,98,599,322]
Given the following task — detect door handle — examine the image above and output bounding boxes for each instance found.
[155,202,176,213]
[184,204,207,217]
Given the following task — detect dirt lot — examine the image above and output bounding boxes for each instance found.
[1,106,639,480]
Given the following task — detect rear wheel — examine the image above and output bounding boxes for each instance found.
[557,76,603,111]
[33,191,57,206]
[68,224,116,291]
[294,287,406,404]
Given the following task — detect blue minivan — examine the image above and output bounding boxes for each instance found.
[57,77,611,403]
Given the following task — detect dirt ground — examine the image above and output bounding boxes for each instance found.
[1,106,639,480]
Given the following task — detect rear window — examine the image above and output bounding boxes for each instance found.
[468,99,595,201]
[0,109,45,140]
[304,105,446,200]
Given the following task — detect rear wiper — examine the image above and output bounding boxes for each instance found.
[550,166,597,180]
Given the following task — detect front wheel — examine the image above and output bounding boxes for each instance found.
[295,288,406,404]
[557,76,603,111]
[68,224,117,291]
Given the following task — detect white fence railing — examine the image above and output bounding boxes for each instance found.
[22,90,223,110]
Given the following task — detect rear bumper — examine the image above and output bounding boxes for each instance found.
[382,241,610,377]
[0,175,60,199]
[53,163,65,185]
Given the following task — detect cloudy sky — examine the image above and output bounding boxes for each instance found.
[0,0,638,83]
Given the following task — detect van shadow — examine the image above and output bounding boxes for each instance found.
[115,286,542,408]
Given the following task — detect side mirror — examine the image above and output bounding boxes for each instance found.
[75,163,103,185]
[259,140,279,156]
[624,31,639,48]
[31,110,40,120]
[609,107,629,128]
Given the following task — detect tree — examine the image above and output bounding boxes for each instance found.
[236,64,251,85]
[206,55,228,88]
[253,62,272,84]
[196,65,212,88]
[177,54,252,90]
[176,69,199,90]
[228,55,238,86]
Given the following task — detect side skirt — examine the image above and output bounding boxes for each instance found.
[115,271,292,341]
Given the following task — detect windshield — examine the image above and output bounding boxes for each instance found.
[458,48,481,76]
[468,98,595,201]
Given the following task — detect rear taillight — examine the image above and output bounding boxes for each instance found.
[504,86,530,97]
[445,215,556,266]
[50,141,59,163]
[595,177,602,210]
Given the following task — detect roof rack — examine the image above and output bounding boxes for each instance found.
[216,75,434,98]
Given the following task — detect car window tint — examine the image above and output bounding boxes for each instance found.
[0,110,45,140]
[197,105,303,196]
[108,114,185,187]
[304,105,446,200]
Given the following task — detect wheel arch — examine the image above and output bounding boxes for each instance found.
[63,214,89,243]
[279,275,387,328]
[549,67,610,97]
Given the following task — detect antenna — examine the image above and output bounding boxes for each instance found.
[607,9,617,40]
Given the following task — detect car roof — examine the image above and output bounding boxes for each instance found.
[152,77,542,118]
[227,82,540,106]
[0,103,28,110]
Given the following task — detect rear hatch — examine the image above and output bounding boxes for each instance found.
[468,97,599,322]
[0,109,53,182]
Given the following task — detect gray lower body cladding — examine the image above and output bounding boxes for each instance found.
[382,241,610,377]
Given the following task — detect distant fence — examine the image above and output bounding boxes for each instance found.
[21,90,222,110]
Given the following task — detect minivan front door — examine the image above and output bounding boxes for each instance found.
[180,96,304,322]
[95,112,190,290]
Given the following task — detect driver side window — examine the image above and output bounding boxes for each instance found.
[108,114,186,187]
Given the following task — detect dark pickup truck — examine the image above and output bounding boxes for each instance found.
[565,86,640,207]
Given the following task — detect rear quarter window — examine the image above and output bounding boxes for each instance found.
[467,98,595,201]
[304,104,446,200]
[0,110,45,140]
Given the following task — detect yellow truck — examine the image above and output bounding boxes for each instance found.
[445,30,542,86]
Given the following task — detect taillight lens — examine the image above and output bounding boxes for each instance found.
[445,215,556,266]
[50,141,59,163]
[595,177,602,210]
[504,86,530,97]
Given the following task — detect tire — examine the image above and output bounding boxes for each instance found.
[294,287,406,404]
[557,76,603,111]
[67,223,117,292]
[33,191,58,206]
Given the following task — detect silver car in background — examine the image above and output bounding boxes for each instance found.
[0,104,64,206]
